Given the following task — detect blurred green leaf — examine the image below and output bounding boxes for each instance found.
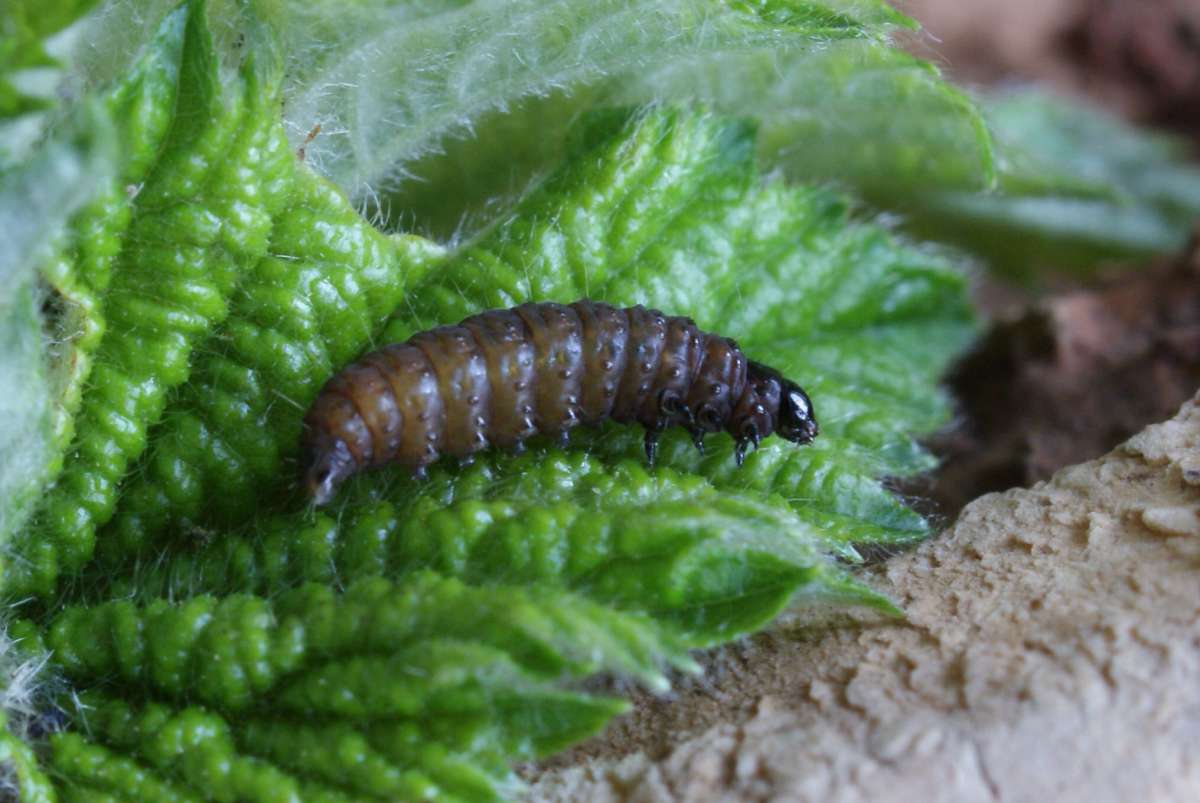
[0,0,103,165]
[275,0,911,192]
[0,102,115,573]
[887,88,1200,277]
[274,0,993,236]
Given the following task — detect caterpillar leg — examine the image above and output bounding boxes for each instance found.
[734,423,761,467]
[644,427,662,466]
[688,428,706,455]
[734,439,749,467]
[746,423,761,449]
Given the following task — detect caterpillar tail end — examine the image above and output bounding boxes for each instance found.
[302,437,356,506]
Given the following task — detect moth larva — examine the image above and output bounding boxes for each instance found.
[301,300,818,504]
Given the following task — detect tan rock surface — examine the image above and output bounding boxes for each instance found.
[530,393,1200,802]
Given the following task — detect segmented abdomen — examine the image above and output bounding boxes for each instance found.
[307,300,728,457]
[302,299,817,505]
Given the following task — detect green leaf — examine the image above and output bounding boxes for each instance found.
[96,168,445,564]
[87,108,961,643]
[278,0,904,195]
[385,108,972,545]
[49,732,203,802]
[0,0,103,165]
[39,4,189,477]
[617,38,994,196]
[250,0,992,237]
[35,573,683,799]
[47,573,687,700]
[104,454,870,644]
[5,0,297,597]
[0,103,115,574]
[889,88,1200,276]
[0,711,55,802]
[0,283,51,565]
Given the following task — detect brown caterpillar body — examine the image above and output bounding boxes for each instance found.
[302,300,818,505]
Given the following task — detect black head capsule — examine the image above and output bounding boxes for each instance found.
[776,380,818,445]
[742,361,819,452]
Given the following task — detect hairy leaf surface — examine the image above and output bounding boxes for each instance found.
[0,98,115,570]
[892,89,1200,276]
[22,574,686,799]
[3,2,981,801]
[280,0,993,235]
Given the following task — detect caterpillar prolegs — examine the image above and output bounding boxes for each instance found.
[301,300,818,505]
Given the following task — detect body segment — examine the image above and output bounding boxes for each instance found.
[302,300,818,504]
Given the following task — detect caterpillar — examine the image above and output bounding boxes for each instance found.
[301,300,818,505]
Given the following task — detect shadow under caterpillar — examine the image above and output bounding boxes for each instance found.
[301,300,818,505]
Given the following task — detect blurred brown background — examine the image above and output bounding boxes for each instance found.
[902,0,1200,143]
[891,0,1200,519]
